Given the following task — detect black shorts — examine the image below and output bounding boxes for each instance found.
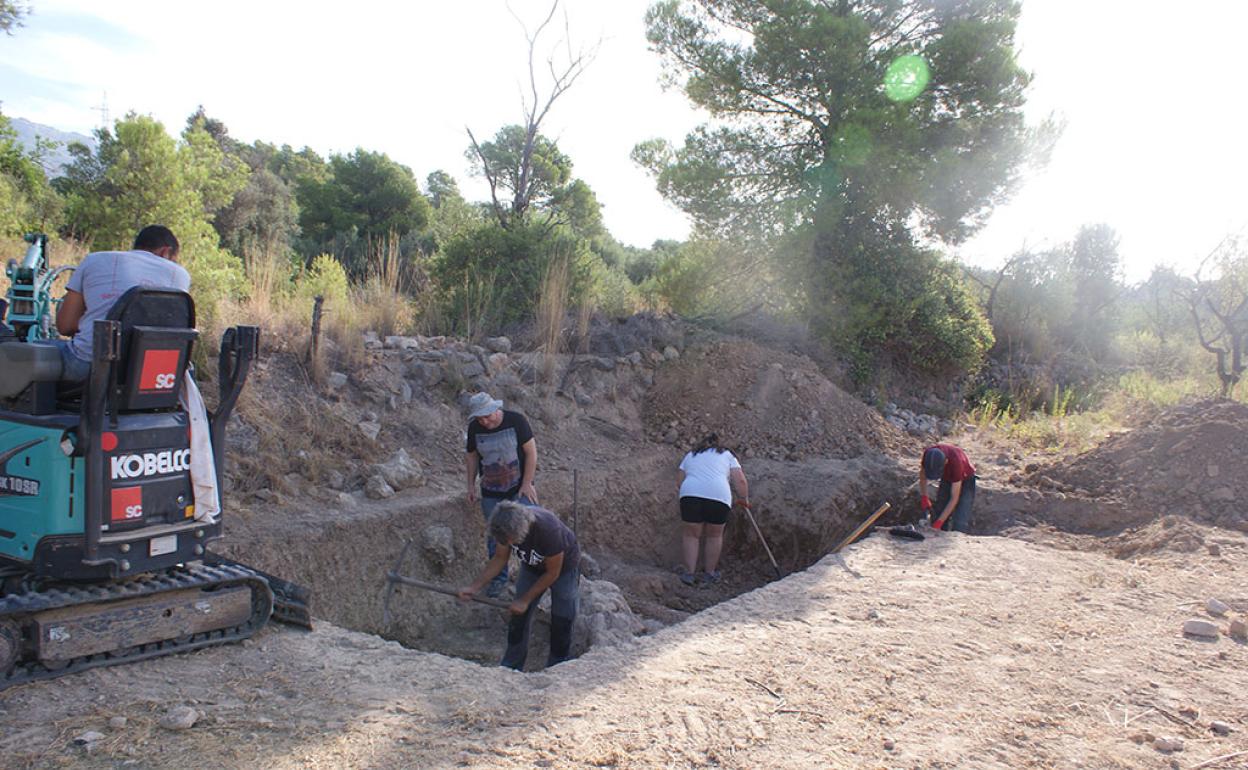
[680,496,731,525]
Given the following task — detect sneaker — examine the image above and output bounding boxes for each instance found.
[678,569,696,586]
[702,570,721,584]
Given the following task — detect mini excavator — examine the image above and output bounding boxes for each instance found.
[0,234,309,689]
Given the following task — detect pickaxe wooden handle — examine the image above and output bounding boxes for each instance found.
[832,502,892,554]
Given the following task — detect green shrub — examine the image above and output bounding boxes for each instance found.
[430,221,593,335]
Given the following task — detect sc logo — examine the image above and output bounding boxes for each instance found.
[154,373,176,390]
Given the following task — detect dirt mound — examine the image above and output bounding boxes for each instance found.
[1033,398,1248,532]
[643,339,906,460]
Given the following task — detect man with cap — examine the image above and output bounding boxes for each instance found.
[464,392,538,597]
[919,443,976,533]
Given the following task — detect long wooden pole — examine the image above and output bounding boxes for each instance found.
[832,502,892,554]
[385,573,512,609]
[740,502,783,579]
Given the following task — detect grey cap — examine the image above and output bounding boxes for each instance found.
[466,391,504,419]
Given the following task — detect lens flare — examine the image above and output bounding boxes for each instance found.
[883,55,930,102]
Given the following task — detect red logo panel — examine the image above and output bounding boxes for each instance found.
[110,486,143,522]
[138,349,181,392]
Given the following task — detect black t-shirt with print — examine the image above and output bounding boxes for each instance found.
[511,508,580,577]
[466,410,534,499]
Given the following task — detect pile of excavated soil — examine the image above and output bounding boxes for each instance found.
[1031,399,1248,533]
[643,340,907,460]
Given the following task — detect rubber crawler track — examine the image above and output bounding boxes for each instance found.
[0,562,274,690]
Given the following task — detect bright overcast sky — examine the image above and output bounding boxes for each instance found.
[2,1,1245,281]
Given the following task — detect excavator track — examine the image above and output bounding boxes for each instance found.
[0,562,273,690]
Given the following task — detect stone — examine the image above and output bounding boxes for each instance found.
[459,360,486,379]
[574,388,594,407]
[358,421,381,442]
[883,739,895,751]
[579,552,600,578]
[108,716,128,729]
[374,448,423,491]
[1208,543,1221,557]
[485,336,512,354]
[74,730,106,745]
[1230,618,1248,641]
[487,352,510,375]
[1207,598,1231,617]
[409,361,443,387]
[336,491,358,509]
[573,578,645,652]
[420,525,455,570]
[159,706,200,731]
[397,380,412,404]
[591,356,616,371]
[1182,619,1220,639]
[326,371,348,390]
[1152,736,1184,753]
[362,331,380,347]
[626,351,643,366]
[1210,721,1233,736]
[383,335,419,350]
[663,346,679,360]
[1207,463,1220,478]
[1208,487,1236,503]
[364,474,395,500]
[325,469,346,490]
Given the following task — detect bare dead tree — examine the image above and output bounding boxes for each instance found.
[1180,234,1248,398]
[963,248,1026,324]
[467,0,597,229]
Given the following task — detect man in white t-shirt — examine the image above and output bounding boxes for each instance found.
[676,433,749,585]
[55,225,192,381]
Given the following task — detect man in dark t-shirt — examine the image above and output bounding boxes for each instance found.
[919,443,977,533]
[464,391,538,597]
[458,500,580,670]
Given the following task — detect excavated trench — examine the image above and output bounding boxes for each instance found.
[215,452,911,670]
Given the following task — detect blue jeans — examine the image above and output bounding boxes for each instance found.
[480,494,532,594]
[54,340,92,382]
[934,475,976,533]
[500,563,580,670]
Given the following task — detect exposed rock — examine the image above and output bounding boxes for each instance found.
[108,716,127,729]
[487,352,510,375]
[571,578,644,651]
[420,525,455,570]
[1210,720,1233,736]
[626,351,643,366]
[409,361,444,387]
[1152,736,1184,752]
[326,371,348,390]
[579,552,600,578]
[591,357,616,372]
[1207,598,1231,617]
[459,360,486,379]
[663,346,679,360]
[336,491,358,509]
[485,336,512,354]
[358,421,381,442]
[74,731,106,745]
[374,449,424,491]
[1208,543,1222,557]
[159,706,200,731]
[1182,619,1220,639]
[1230,618,1248,641]
[384,336,420,350]
[364,474,395,500]
[397,380,412,404]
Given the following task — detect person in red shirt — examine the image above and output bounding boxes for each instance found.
[919,444,977,533]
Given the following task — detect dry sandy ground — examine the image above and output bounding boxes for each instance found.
[3,530,1246,769]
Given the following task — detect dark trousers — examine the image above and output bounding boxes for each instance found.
[934,475,976,533]
[500,562,580,671]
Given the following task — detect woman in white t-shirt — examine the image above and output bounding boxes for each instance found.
[676,433,749,585]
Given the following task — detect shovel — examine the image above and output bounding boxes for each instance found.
[739,501,784,580]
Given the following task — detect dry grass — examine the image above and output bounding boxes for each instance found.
[536,254,571,381]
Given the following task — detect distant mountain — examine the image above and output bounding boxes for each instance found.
[8,117,97,177]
